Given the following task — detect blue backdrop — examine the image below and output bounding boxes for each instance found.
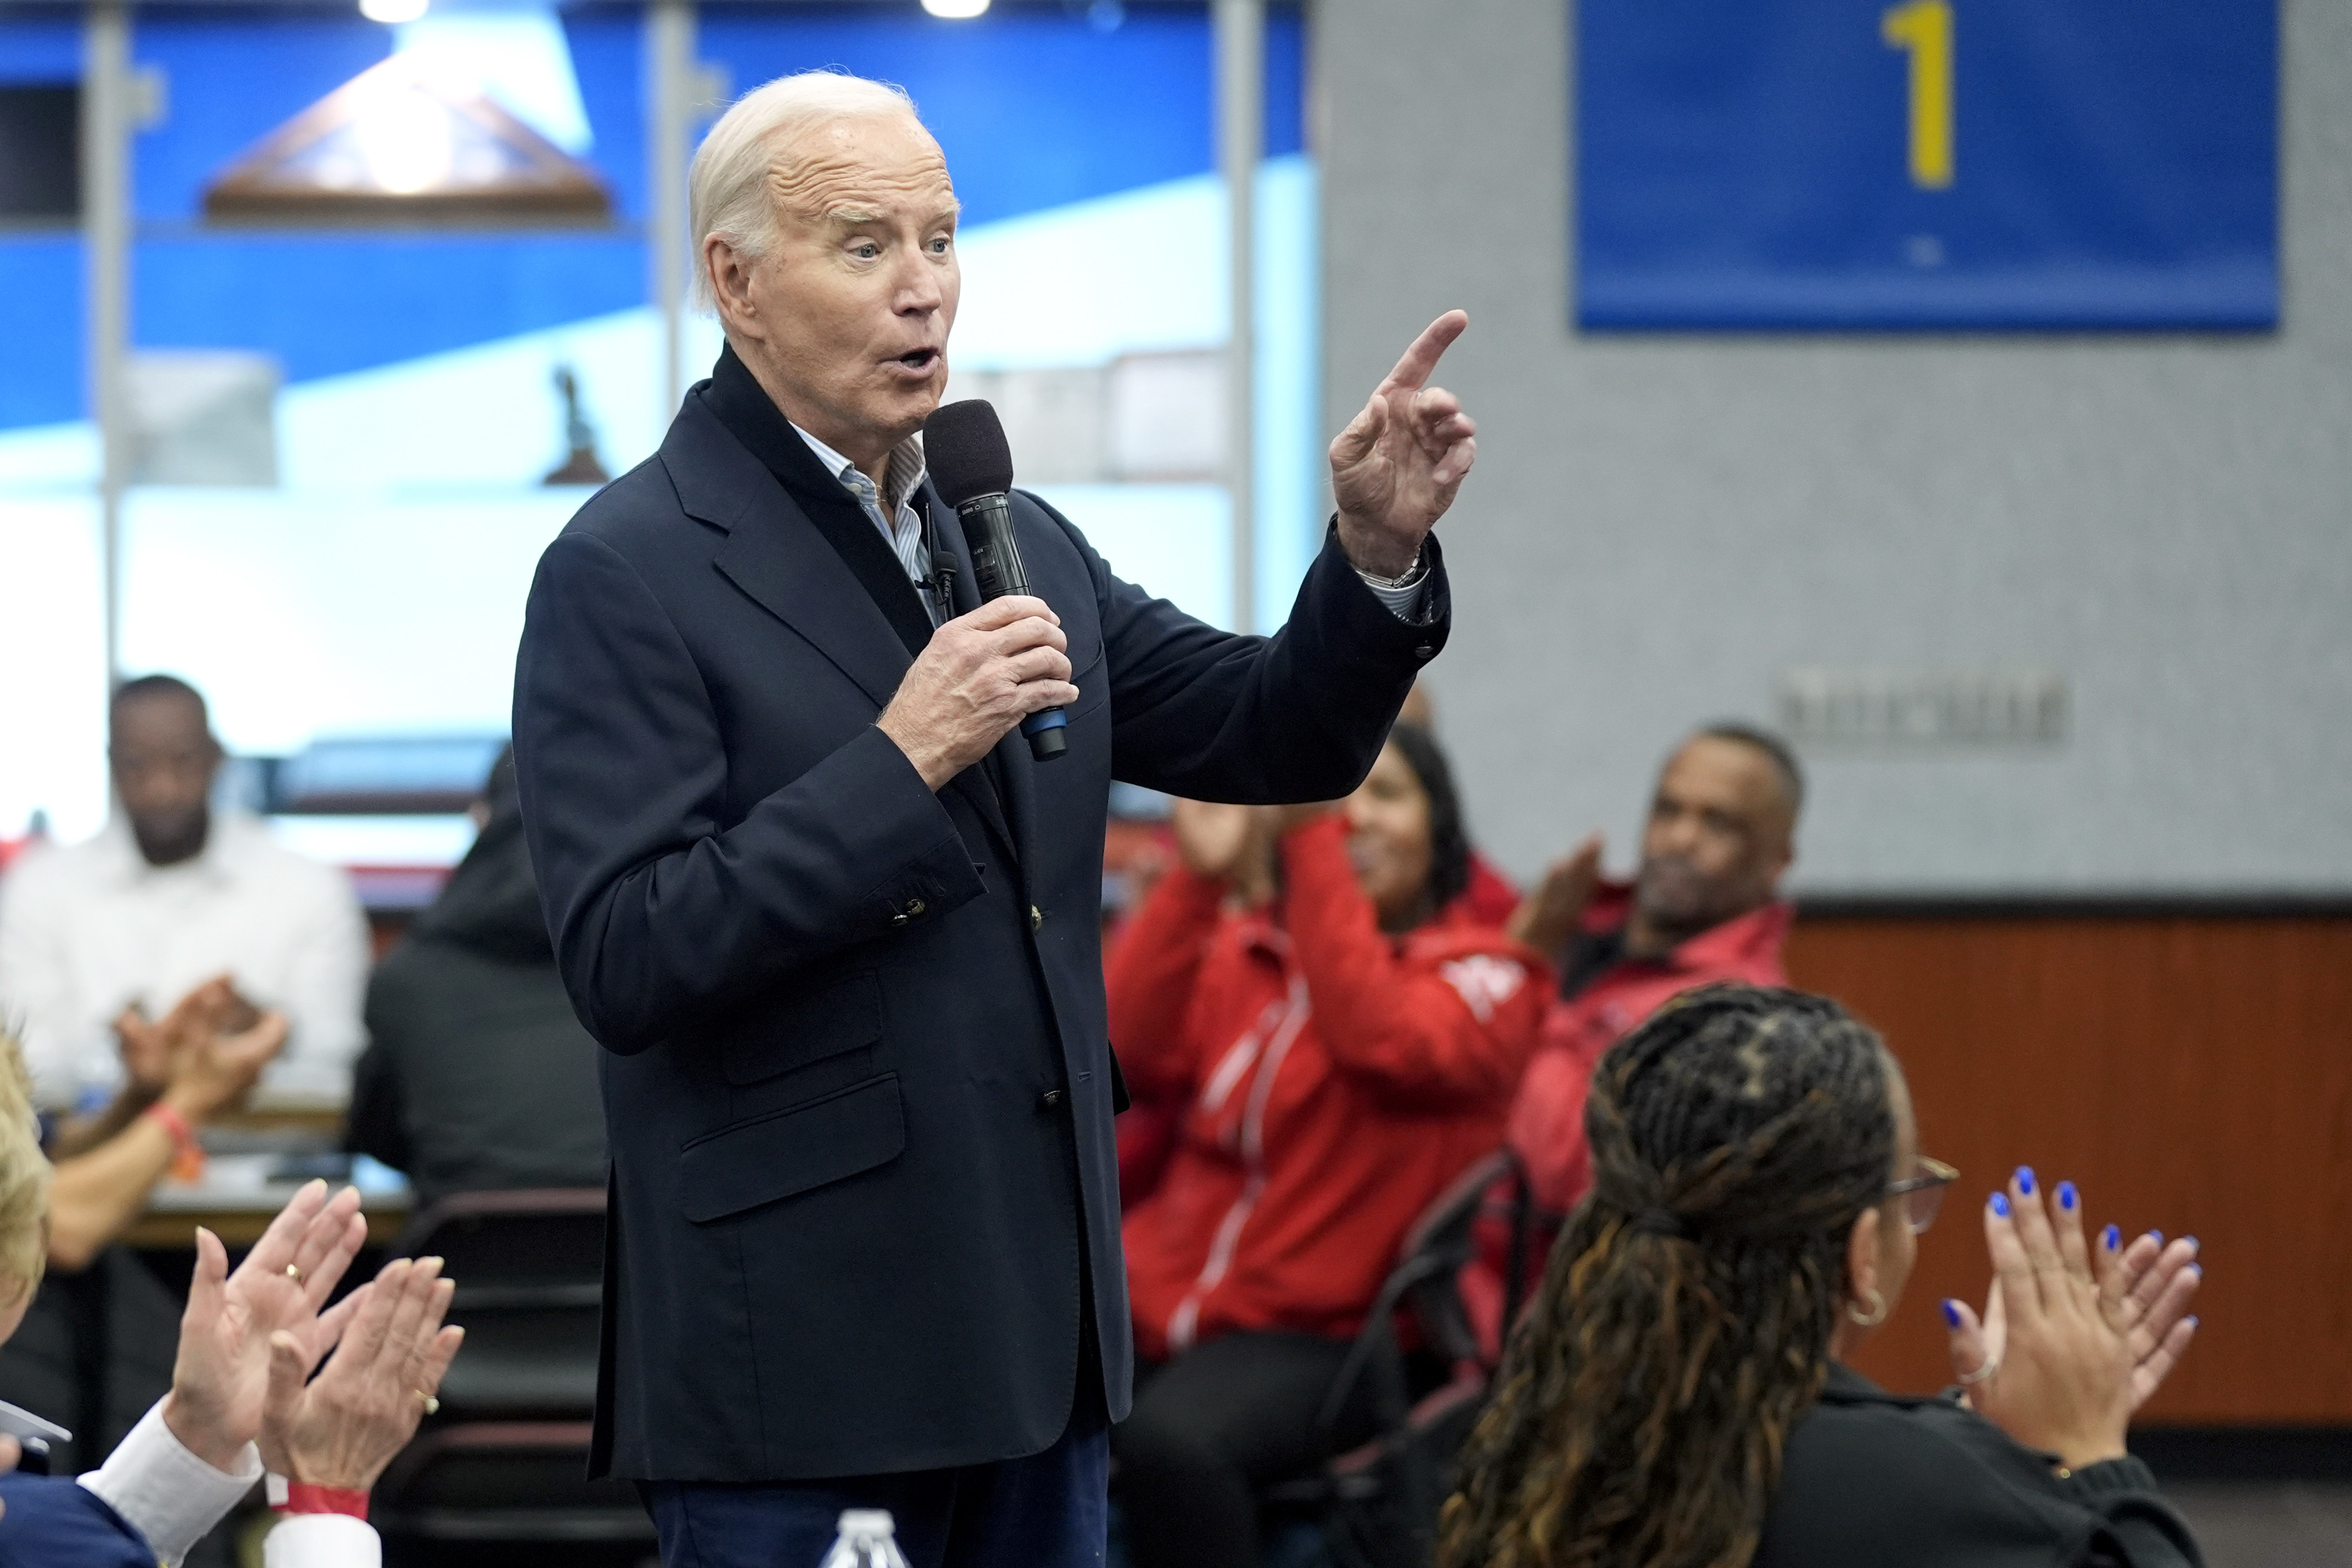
[0,1,1304,430]
[1575,0,2277,330]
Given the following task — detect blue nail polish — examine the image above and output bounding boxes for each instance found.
[2185,1316,2199,1329]
[1991,1193,2011,1218]
[2187,1263,2202,1278]
[2015,1167,2035,1195]
[2149,1230,2163,1246]
[1942,1299,1962,1328]
[2057,1180,2077,1211]
[2182,1236,2199,1253]
[2102,1224,2120,1251]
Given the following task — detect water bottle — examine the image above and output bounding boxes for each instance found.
[819,1509,911,1568]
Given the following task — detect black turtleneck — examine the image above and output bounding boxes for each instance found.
[702,343,937,661]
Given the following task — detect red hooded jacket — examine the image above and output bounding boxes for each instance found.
[1506,881,1793,1215]
[1108,817,1547,1362]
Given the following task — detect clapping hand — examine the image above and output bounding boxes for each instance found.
[1505,833,1604,957]
[163,1003,287,1125]
[116,977,282,1119]
[1939,1169,2202,1470]
[1947,1200,2201,1416]
[1329,311,1477,579]
[113,1003,178,1100]
[2112,1232,2203,1407]
[1172,800,1268,881]
[115,977,233,1097]
[263,1256,464,1492]
[162,1181,371,1471]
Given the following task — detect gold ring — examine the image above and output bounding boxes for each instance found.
[284,1264,304,1283]
[415,1392,440,1416]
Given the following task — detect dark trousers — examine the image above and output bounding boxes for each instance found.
[638,1380,1109,1568]
[1112,1332,1375,1568]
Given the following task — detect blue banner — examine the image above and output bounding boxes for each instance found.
[1576,0,2276,330]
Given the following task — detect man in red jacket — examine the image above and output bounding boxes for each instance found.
[1501,723,1803,1224]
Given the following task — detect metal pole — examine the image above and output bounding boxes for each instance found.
[1215,0,1261,634]
[85,1,132,692]
[647,0,695,418]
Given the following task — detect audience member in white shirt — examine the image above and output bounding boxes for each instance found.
[0,675,369,1111]
[0,1041,462,1567]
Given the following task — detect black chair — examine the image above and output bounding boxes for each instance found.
[1264,1149,1535,1568]
[369,1189,652,1547]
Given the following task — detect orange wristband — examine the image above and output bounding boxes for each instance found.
[142,1100,205,1182]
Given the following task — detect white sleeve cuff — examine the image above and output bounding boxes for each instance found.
[265,1511,383,1568]
[1353,548,1434,623]
[78,1399,264,1567]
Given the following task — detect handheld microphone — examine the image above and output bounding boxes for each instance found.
[924,399,1068,761]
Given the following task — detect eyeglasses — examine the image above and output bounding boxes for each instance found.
[1885,1156,1959,1234]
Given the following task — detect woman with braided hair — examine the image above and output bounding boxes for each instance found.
[1441,984,2206,1568]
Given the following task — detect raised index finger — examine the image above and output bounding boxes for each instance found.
[1377,310,1469,395]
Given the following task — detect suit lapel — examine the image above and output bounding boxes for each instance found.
[662,397,909,710]
[712,530,912,714]
[669,395,1022,864]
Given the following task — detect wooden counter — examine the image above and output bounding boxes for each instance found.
[1784,905,2352,1426]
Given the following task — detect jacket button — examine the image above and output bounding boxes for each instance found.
[1038,1088,1065,1111]
[889,914,910,929]
[1413,644,1435,661]
[1030,905,1044,931]
[904,898,926,918]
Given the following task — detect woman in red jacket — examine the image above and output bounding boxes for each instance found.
[1107,721,1546,1568]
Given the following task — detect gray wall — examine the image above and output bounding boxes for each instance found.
[1315,0,2352,895]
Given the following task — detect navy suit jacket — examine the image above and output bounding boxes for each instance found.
[512,360,1449,1482]
[0,1475,153,1567]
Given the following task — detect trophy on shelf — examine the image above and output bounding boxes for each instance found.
[543,364,612,487]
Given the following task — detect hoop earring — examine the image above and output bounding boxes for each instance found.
[1844,1288,1888,1328]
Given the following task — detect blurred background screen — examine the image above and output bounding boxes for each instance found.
[0,0,1316,860]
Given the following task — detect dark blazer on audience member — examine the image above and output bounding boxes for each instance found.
[345,753,606,1213]
[1755,1364,2204,1568]
[510,350,1447,1483]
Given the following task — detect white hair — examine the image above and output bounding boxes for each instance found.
[689,71,921,310]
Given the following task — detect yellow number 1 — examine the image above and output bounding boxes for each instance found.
[1882,0,1954,188]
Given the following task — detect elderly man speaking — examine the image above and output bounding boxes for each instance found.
[512,71,1476,1566]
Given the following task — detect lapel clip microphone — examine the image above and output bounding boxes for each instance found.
[925,399,1068,761]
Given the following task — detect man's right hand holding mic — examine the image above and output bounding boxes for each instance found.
[876,597,1080,792]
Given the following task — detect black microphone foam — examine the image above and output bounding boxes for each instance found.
[924,400,1015,506]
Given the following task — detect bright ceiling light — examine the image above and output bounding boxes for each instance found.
[353,83,455,193]
[921,0,990,17]
[360,0,430,25]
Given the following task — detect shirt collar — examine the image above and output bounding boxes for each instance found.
[97,808,249,889]
[790,421,928,521]
[1575,880,1794,975]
